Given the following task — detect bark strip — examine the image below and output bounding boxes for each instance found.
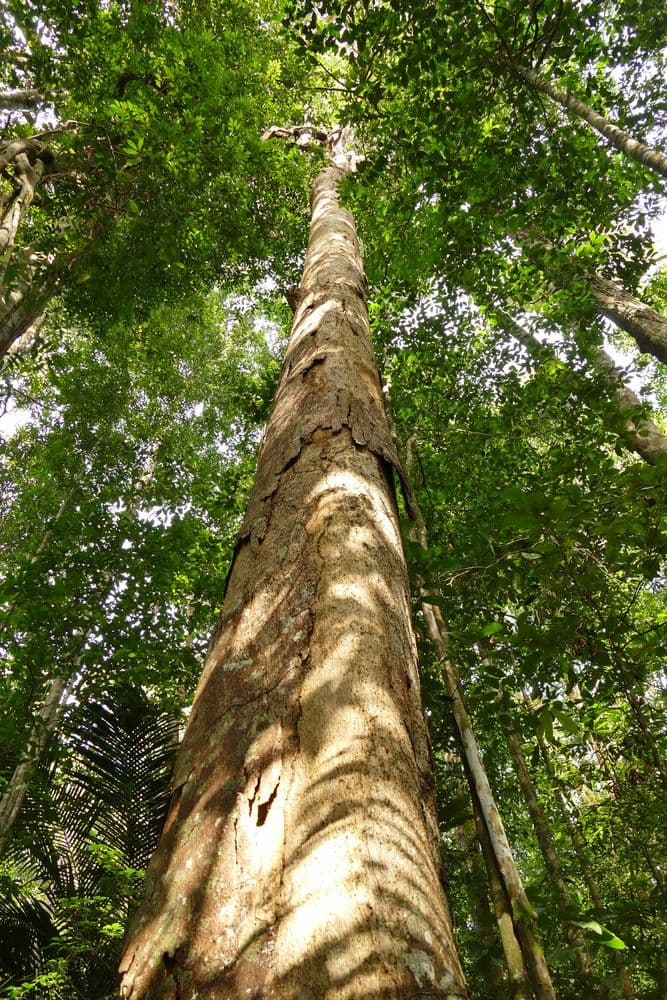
[120,160,468,999]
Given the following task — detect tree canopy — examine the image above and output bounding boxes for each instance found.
[1,1,666,997]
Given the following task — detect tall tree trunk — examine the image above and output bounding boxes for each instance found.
[504,313,667,465]
[418,602,554,999]
[119,160,468,999]
[500,713,600,989]
[510,62,667,179]
[0,675,69,855]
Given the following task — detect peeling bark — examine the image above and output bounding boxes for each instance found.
[119,163,468,999]
[510,62,667,179]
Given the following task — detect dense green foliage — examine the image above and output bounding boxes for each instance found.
[1,1,666,997]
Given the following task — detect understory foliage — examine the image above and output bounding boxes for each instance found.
[1,1,666,997]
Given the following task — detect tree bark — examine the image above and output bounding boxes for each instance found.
[419,603,554,1000]
[470,792,531,1000]
[0,675,68,855]
[513,229,667,370]
[0,89,45,111]
[510,62,667,179]
[119,163,468,999]
[589,273,667,367]
[453,816,509,998]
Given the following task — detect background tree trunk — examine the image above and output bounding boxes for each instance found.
[510,62,667,179]
[119,162,468,999]
[506,314,667,465]
[589,273,667,366]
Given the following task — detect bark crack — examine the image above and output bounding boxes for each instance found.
[256,779,279,826]
[248,773,261,816]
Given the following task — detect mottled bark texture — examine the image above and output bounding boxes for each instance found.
[0,138,57,358]
[511,62,667,179]
[589,273,667,367]
[119,165,468,999]
[0,89,45,110]
[0,676,68,855]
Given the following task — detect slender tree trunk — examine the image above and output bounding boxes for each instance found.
[120,160,468,999]
[393,433,555,999]
[0,436,153,850]
[505,313,667,464]
[470,790,531,1000]
[453,817,509,998]
[0,89,45,111]
[500,714,599,987]
[0,675,69,855]
[589,273,667,366]
[510,62,667,179]
[419,603,554,999]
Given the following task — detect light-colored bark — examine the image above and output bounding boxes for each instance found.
[119,159,468,999]
[470,791,531,1000]
[394,435,555,999]
[0,141,57,358]
[589,273,667,367]
[0,676,69,855]
[511,62,667,179]
[453,816,509,998]
[420,603,554,999]
[506,314,667,465]
[514,229,667,370]
[0,89,45,111]
[0,283,54,358]
[0,152,45,283]
[0,438,156,850]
